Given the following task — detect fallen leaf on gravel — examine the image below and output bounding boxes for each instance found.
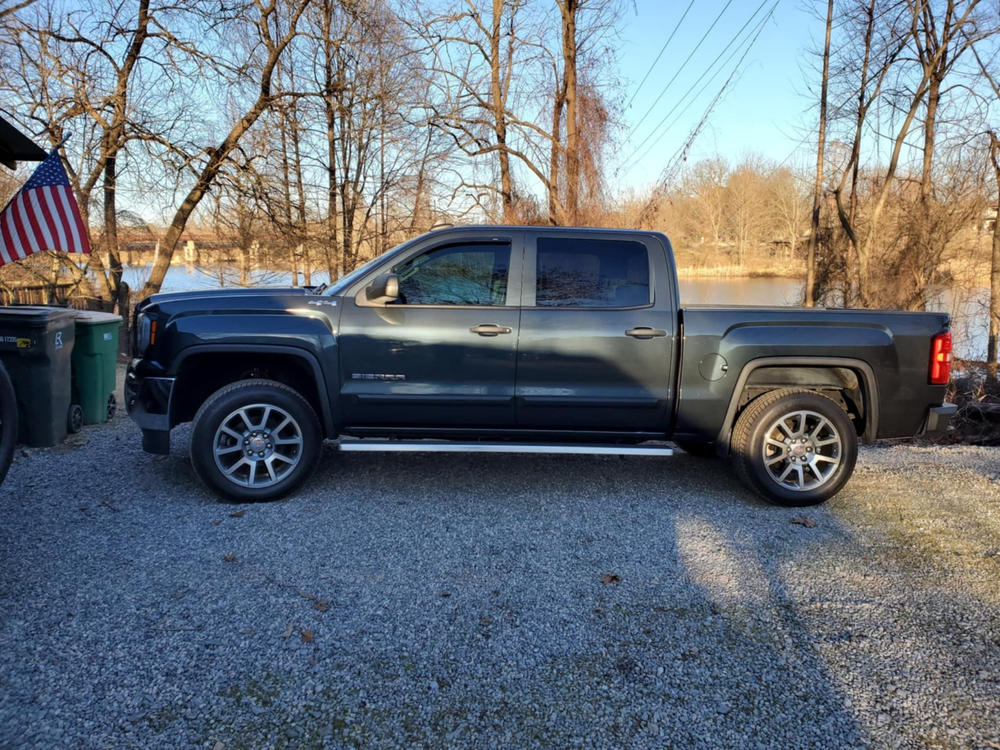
[222,553,237,562]
[313,599,330,612]
[229,511,245,518]
[600,573,621,585]
[790,515,817,528]
[281,621,295,638]
[300,629,314,643]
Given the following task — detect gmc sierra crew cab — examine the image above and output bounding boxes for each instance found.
[126,226,956,505]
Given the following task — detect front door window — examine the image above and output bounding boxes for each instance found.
[392,242,511,306]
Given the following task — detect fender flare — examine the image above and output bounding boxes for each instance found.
[171,344,336,436]
[715,356,879,454]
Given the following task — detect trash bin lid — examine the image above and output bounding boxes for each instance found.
[74,310,123,326]
[0,305,78,325]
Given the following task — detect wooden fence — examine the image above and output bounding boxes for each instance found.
[0,282,78,306]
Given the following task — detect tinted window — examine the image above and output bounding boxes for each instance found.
[392,242,510,306]
[535,238,650,308]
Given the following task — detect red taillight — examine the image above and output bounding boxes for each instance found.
[929,332,951,385]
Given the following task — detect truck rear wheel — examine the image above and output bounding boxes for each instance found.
[190,379,321,502]
[731,388,857,506]
[0,360,16,486]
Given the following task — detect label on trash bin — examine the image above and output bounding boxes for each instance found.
[103,332,112,341]
[1,335,33,348]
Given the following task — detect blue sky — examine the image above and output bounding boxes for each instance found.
[612,0,819,193]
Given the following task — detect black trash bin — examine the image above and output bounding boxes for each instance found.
[0,359,15,484]
[0,306,77,447]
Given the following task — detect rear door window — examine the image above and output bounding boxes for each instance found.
[535,237,650,308]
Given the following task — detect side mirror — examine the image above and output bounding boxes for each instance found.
[364,273,399,305]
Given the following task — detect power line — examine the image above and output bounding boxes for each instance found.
[629,0,736,136]
[622,0,773,172]
[635,1,779,222]
[624,0,696,112]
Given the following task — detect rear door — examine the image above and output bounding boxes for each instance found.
[338,231,523,428]
[515,231,676,432]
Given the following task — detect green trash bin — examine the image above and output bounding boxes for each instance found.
[0,306,76,447]
[72,310,123,425]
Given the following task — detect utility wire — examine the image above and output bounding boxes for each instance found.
[622,0,772,172]
[624,0,697,112]
[629,0,736,136]
[636,0,778,222]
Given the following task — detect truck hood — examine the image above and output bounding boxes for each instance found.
[137,287,314,315]
[143,286,309,305]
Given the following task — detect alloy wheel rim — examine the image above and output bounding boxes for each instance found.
[212,403,303,488]
[762,409,842,492]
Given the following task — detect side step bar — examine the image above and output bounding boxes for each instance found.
[337,440,673,456]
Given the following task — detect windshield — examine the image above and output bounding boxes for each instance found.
[322,238,420,296]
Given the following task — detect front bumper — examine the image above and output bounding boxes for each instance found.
[125,361,175,454]
[922,402,958,436]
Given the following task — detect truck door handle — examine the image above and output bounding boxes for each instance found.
[470,324,512,336]
[625,327,667,339]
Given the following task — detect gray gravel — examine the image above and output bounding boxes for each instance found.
[1,392,999,748]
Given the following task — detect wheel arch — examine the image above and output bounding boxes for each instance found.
[716,357,879,456]
[169,345,335,437]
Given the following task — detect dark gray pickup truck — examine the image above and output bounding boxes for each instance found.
[126,226,956,505]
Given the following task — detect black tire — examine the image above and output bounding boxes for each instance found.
[190,379,322,502]
[730,388,858,506]
[675,440,717,458]
[0,360,16,486]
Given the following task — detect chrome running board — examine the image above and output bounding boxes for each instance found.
[337,440,673,456]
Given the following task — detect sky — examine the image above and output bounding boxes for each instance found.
[612,0,820,194]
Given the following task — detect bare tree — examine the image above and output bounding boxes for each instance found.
[767,166,810,263]
[2,0,164,312]
[806,0,832,307]
[141,0,311,297]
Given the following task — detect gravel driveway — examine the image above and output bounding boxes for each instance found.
[1,402,999,748]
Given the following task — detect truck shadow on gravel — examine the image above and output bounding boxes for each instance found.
[6,418,1000,746]
[196,447,869,747]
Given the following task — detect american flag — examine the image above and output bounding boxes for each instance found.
[0,147,91,268]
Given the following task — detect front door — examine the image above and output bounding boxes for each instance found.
[338,234,522,428]
[515,232,676,432]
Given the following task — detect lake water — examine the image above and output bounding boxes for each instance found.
[122,264,989,360]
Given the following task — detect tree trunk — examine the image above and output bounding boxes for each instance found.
[989,133,1000,380]
[559,0,579,225]
[491,0,512,220]
[805,0,833,308]
[101,151,123,312]
[548,70,566,225]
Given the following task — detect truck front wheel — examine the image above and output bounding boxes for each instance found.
[190,379,321,502]
[731,388,857,506]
